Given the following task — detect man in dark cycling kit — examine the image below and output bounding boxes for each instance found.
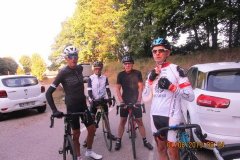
[82,61,117,147]
[115,54,153,151]
[46,45,102,160]
[142,38,195,160]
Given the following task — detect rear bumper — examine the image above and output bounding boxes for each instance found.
[194,130,240,146]
[0,94,46,113]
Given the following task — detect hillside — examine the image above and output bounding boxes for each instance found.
[104,48,240,84]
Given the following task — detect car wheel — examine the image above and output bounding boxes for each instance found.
[37,105,46,113]
[187,113,194,142]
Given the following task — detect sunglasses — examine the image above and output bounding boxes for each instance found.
[67,54,78,60]
[152,49,169,54]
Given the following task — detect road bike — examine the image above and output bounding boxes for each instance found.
[153,123,207,160]
[117,103,146,159]
[213,143,240,160]
[50,111,89,160]
[93,96,116,151]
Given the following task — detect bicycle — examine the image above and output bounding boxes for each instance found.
[213,143,240,160]
[116,103,146,159]
[153,123,207,160]
[50,111,89,160]
[93,96,116,151]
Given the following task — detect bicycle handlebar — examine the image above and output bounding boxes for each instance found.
[153,123,207,142]
[92,96,116,107]
[50,111,88,128]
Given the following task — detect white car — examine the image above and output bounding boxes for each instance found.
[181,62,240,145]
[0,75,47,120]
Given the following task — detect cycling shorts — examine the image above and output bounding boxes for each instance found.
[120,106,142,118]
[67,103,94,130]
[90,101,109,116]
[151,115,182,142]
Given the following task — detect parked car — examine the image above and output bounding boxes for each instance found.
[181,62,240,146]
[0,75,47,120]
[81,63,92,83]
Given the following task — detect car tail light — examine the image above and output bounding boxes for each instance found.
[197,94,230,108]
[0,90,7,98]
[41,86,45,93]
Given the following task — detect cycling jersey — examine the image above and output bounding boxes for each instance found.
[87,74,110,99]
[142,62,194,140]
[117,69,143,104]
[49,65,86,106]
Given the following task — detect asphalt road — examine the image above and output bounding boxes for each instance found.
[0,103,216,160]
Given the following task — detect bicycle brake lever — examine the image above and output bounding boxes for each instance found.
[50,116,54,128]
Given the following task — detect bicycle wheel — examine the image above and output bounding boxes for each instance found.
[129,116,136,159]
[181,150,198,160]
[63,135,77,160]
[102,113,112,151]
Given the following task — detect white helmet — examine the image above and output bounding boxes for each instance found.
[63,45,78,57]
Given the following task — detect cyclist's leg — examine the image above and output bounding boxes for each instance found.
[67,105,82,157]
[152,115,169,160]
[167,118,181,160]
[134,107,153,150]
[115,108,128,150]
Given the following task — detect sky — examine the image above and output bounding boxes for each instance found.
[0,0,77,65]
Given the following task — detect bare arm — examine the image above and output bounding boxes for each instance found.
[137,82,143,102]
[116,84,123,103]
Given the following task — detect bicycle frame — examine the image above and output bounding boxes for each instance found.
[153,123,207,160]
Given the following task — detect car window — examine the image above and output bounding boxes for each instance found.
[187,67,198,88]
[2,76,38,87]
[196,71,206,89]
[207,70,240,92]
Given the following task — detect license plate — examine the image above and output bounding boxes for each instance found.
[19,101,35,107]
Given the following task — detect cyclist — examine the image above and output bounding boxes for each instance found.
[142,37,195,160]
[46,45,102,160]
[82,61,117,147]
[115,54,153,151]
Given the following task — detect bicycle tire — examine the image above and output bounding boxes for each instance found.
[63,135,77,160]
[102,113,112,151]
[129,116,137,159]
[181,150,198,160]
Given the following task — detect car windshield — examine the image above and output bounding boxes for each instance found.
[207,69,240,92]
[2,76,38,87]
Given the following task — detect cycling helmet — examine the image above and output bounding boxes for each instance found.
[63,45,78,57]
[151,37,171,50]
[121,55,134,64]
[93,61,103,68]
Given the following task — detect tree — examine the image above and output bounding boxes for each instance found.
[1,57,18,75]
[31,53,46,80]
[16,66,25,75]
[19,55,32,74]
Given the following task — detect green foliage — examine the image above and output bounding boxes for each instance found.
[19,55,32,74]
[31,53,47,81]
[49,0,240,66]
[0,57,18,75]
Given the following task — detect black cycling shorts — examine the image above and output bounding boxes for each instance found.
[90,101,109,116]
[152,115,169,139]
[120,106,142,118]
[67,103,94,130]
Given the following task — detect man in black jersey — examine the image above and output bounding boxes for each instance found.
[46,45,102,160]
[115,54,153,151]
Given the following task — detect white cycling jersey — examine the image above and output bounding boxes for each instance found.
[142,62,195,120]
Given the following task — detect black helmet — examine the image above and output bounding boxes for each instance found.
[121,55,134,64]
[151,37,171,50]
[93,61,103,68]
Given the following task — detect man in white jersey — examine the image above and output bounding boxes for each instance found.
[142,37,195,160]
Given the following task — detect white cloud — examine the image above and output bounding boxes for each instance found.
[0,0,76,65]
